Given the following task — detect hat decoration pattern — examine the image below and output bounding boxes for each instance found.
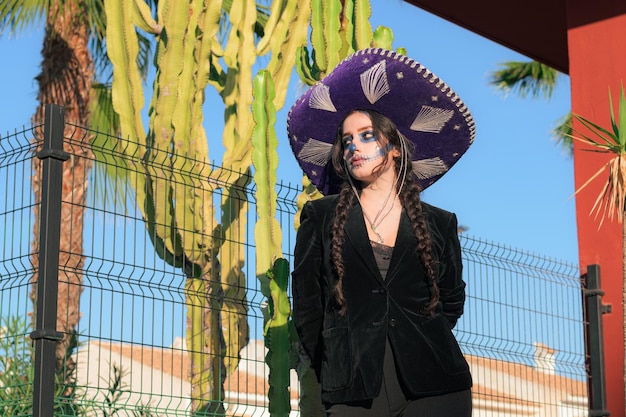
[287,48,476,195]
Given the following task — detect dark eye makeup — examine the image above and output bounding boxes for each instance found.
[342,130,378,147]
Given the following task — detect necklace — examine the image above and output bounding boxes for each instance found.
[345,152,407,244]
[349,180,397,244]
[364,197,396,243]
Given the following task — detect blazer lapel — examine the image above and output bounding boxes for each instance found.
[386,211,415,285]
[344,204,384,284]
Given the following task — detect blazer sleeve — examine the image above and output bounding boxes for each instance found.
[291,201,324,371]
[438,212,466,329]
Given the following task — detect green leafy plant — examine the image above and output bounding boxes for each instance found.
[0,316,34,416]
[0,316,81,416]
[90,364,156,417]
[0,315,156,416]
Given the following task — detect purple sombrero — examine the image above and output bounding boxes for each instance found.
[287,48,476,195]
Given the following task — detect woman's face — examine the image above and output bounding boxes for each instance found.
[341,112,397,182]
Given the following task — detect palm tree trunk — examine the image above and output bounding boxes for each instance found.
[30,0,94,387]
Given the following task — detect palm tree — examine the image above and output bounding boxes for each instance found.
[2,0,96,385]
[489,60,572,155]
[0,0,156,392]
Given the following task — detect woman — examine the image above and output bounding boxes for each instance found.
[287,48,475,416]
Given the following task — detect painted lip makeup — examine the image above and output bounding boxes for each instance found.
[348,147,384,168]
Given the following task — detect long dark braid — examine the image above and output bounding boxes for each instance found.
[330,183,355,315]
[398,180,440,314]
[329,110,440,315]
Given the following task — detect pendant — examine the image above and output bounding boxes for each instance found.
[371,225,384,244]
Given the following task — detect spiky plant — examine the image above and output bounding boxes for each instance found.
[569,84,626,404]
[571,86,626,226]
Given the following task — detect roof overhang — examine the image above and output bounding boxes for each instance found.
[403,0,626,75]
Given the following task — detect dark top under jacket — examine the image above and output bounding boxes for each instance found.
[291,195,473,404]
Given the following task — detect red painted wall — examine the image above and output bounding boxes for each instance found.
[567,8,626,417]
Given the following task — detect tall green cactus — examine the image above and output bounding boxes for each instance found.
[104,0,312,414]
[252,70,282,293]
[252,69,292,417]
[265,258,292,417]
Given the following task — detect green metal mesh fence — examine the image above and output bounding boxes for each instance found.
[0,121,587,416]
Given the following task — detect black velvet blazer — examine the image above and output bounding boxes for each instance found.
[292,195,472,404]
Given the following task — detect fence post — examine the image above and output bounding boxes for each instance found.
[30,104,68,417]
[583,264,611,417]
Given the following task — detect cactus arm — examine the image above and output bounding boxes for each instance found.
[200,1,250,380]
[171,2,200,139]
[309,0,326,72]
[295,46,320,86]
[185,261,224,416]
[150,0,188,153]
[132,0,162,34]
[265,258,292,417]
[307,0,347,79]
[215,1,256,374]
[105,0,185,267]
[252,70,282,283]
[219,174,251,377]
[104,0,147,149]
[153,3,232,412]
[170,0,212,266]
[189,0,222,251]
[106,0,170,258]
[372,25,394,50]
[144,0,193,258]
[221,0,257,171]
[321,0,343,72]
[205,2,227,93]
[264,0,311,109]
[255,0,286,55]
[253,71,295,417]
[353,0,373,49]
[200,0,224,91]
[156,0,166,25]
[215,0,257,379]
[337,0,354,57]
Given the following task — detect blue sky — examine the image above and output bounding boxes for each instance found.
[0,0,577,263]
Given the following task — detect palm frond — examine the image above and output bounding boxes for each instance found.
[219,0,272,45]
[84,0,109,77]
[89,82,133,215]
[489,60,561,100]
[584,156,626,227]
[0,0,47,35]
[135,31,154,81]
[550,112,573,156]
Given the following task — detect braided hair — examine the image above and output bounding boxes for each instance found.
[329,110,440,316]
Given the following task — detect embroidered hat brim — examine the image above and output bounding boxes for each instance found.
[287,48,476,195]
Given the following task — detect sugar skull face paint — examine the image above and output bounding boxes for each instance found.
[341,112,391,176]
[343,130,379,152]
[344,130,385,167]
[349,144,385,165]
